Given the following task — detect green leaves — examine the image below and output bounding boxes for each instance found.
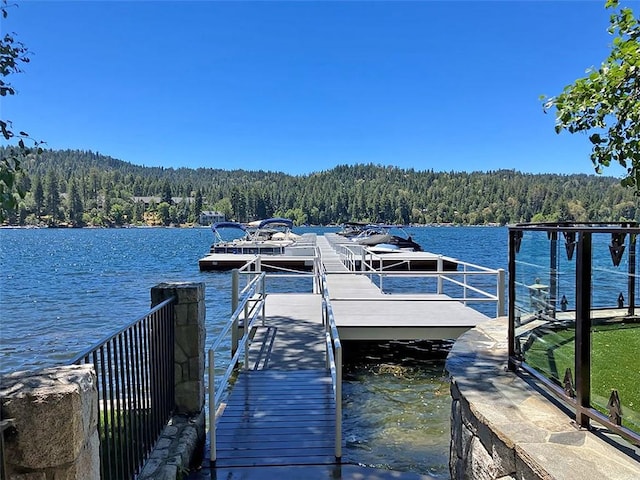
[543,0,640,190]
[0,0,43,222]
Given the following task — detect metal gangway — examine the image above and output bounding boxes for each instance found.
[206,254,342,468]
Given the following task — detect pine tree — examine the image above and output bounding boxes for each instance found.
[33,176,43,219]
[44,170,60,222]
[67,178,84,226]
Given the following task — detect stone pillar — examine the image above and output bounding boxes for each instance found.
[0,364,99,479]
[151,282,206,415]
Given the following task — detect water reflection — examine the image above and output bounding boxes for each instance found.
[342,341,452,479]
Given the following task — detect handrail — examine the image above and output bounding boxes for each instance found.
[321,273,342,459]
[207,272,267,464]
[326,243,506,317]
[207,257,342,462]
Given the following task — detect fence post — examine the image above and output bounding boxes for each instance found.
[437,257,444,294]
[0,365,100,479]
[151,282,206,416]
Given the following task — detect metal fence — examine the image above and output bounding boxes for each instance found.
[72,296,177,479]
[507,222,639,448]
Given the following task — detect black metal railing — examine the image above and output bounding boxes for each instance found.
[508,222,639,448]
[72,296,176,479]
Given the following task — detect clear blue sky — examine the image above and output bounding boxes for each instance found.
[2,0,635,176]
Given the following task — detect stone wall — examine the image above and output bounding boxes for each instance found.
[0,364,100,479]
[446,317,640,480]
[1,282,207,480]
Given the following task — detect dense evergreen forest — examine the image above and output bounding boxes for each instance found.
[2,147,638,227]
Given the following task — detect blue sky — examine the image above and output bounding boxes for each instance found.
[1,0,635,177]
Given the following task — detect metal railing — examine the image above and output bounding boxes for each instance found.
[508,222,640,448]
[72,296,176,479]
[321,273,342,459]
[206,257,344,463]
[334,242,506,317]
[207,271,267,464]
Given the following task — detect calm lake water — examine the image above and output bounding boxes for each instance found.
[0,225,508,478]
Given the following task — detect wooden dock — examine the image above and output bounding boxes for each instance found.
[203,234,494,473]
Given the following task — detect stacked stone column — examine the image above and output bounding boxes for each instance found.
[1,365,100,479]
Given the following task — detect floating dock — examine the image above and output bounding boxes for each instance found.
[198,232,459,272]
[194,233,503,478]
[198,253,317,272]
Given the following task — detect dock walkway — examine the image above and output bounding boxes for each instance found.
[195,234,491,479]
[212,294,338,468]
[316,235,490,341]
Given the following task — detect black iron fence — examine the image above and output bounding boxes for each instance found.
[72,296,176,479]
[508,222,639,448]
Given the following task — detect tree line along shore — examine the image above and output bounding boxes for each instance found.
[2,148,637,228]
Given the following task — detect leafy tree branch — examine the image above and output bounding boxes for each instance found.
[543,0,640,190]
[0,0,43,221]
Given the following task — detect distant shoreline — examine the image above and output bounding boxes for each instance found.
[0,222,505,230]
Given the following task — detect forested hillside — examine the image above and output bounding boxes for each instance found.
[3,147,638,227]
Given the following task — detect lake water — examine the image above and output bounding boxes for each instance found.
[0,225,509,478]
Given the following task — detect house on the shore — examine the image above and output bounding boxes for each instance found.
[198,211,225,225]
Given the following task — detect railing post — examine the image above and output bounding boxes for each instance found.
[437,257,444,294]
[335,342,342,460]
[231,269,239,356]
[208,350,216,465]
[497,268,506,317]
[575,231,592,429]
[507,229,518,371]
[549,232,558,317]
[261,273,266,325]
[628,232,636,316]
[463,264,468,306]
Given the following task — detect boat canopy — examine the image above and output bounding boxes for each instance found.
[257,218,294,229]
[211,221,246,232]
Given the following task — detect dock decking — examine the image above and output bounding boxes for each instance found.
[209,294,339,468]
[202,234,493,475]
[317,235,491,341]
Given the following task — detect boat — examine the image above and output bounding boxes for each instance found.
[200,218,318,271]
[208,221,249,253]
[209,218,302,255]
[337,222,370,238]
[345,224,423,253]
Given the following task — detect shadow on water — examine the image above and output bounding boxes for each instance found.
[341,340,453,480]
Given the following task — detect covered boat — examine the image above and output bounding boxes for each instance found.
[209,218,302,255]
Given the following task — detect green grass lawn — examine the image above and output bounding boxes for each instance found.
[523,323,640,433]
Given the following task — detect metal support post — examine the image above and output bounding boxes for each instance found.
[575,231,592,429]
[231,269,239,356]
[507,229,518,371]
